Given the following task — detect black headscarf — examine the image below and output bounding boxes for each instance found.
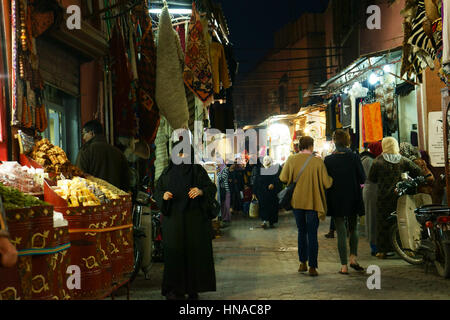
[168,142,196,213]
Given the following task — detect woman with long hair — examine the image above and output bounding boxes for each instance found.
[324,130,366,274]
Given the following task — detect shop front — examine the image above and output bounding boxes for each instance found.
[319,49,421,152]
[0,0,236,300]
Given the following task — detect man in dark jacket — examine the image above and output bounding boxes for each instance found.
[76,120,130,192]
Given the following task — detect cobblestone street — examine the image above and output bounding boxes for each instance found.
[119,211,450,300]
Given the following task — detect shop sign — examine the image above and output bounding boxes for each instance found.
[428,111,449,167]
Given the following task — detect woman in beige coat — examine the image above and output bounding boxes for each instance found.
[279,136,333,276]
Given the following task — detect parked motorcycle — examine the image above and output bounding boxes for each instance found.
[390,173,450,278]
[414,205,450,278]
[129,177,151,283]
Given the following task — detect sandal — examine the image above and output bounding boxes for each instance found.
[338,270,349,275]
[350,263,365,272]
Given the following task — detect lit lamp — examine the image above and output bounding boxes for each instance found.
[369,73,379,85]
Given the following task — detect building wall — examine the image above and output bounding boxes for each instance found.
[234,12,326,127]
[359,0,405,56]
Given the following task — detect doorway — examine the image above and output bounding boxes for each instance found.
[42,85,81,163]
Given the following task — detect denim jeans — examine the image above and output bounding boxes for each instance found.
[242,201,250,216]
[293,209,320,268]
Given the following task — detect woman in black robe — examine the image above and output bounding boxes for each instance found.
[253,156,282,228]
[154,142,217,300]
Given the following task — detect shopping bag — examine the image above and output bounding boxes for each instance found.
[249,199,259,218]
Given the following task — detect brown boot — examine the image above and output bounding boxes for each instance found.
[309,267,319,276]
[298,262,308,272]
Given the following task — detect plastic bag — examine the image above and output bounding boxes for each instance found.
[249,199,259,218]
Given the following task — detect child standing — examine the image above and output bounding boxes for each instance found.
[242,184,253,217]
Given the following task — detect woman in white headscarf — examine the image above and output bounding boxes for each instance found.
[368,137,422,259]
[253,156,282,229]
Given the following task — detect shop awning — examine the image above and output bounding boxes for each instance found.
[243,104,326,131]
[314,48,405,96]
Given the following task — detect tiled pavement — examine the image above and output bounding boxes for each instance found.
[116,210,450,300]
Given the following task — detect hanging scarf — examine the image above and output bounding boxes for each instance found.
[362,102,383,143]
[183,3,214,106]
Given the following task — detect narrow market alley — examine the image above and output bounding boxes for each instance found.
[119,211,450,300]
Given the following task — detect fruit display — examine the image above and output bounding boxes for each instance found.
[52,177,124,207]
[0,182,48,210]
[0,161,47,194]
[29,139,84,178]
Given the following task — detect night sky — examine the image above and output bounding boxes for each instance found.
[217,0,330,77]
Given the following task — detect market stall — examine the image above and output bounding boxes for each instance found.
[0,136,133,300]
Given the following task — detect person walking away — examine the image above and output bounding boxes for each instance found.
[360,141,382,256]
[217,164,231,226]
[229,162,244,214]
[253,156,282,229]
[76,120,130,192]
[324,130,366,274]
[399,142,435,196]
[368,137,422,259]
[242,184,253,217]
[279,136,333,276]
[324,217,336,239]
[154,142,217,300]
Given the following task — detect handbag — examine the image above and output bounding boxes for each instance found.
[207,197,221,219]
[277,154,313,210]
[249,199,259,218]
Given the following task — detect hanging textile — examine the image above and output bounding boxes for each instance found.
[326,98,337,138]
[155,3,189,130]
[183,3,214,106]
[340,94,352,128]
[335,97,343,129]
[186,86,196,132]
[135,4,160,145]
[11,0,19,125]
[359,100,365,152]
[176,24,186,54]
[109,26,136,137]
[401,0,440,82]
[444,0,450,65]
[375,83,397,134]
[154,116,171,181]
[362,102,383,143]
[210,42,231,94]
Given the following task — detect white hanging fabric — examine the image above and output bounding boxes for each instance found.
[155,3,189,130]
[443,0,450,65]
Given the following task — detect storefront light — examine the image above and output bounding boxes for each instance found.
[369,73,379,85]
[149,8,192,14]
[323,142,331,151]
